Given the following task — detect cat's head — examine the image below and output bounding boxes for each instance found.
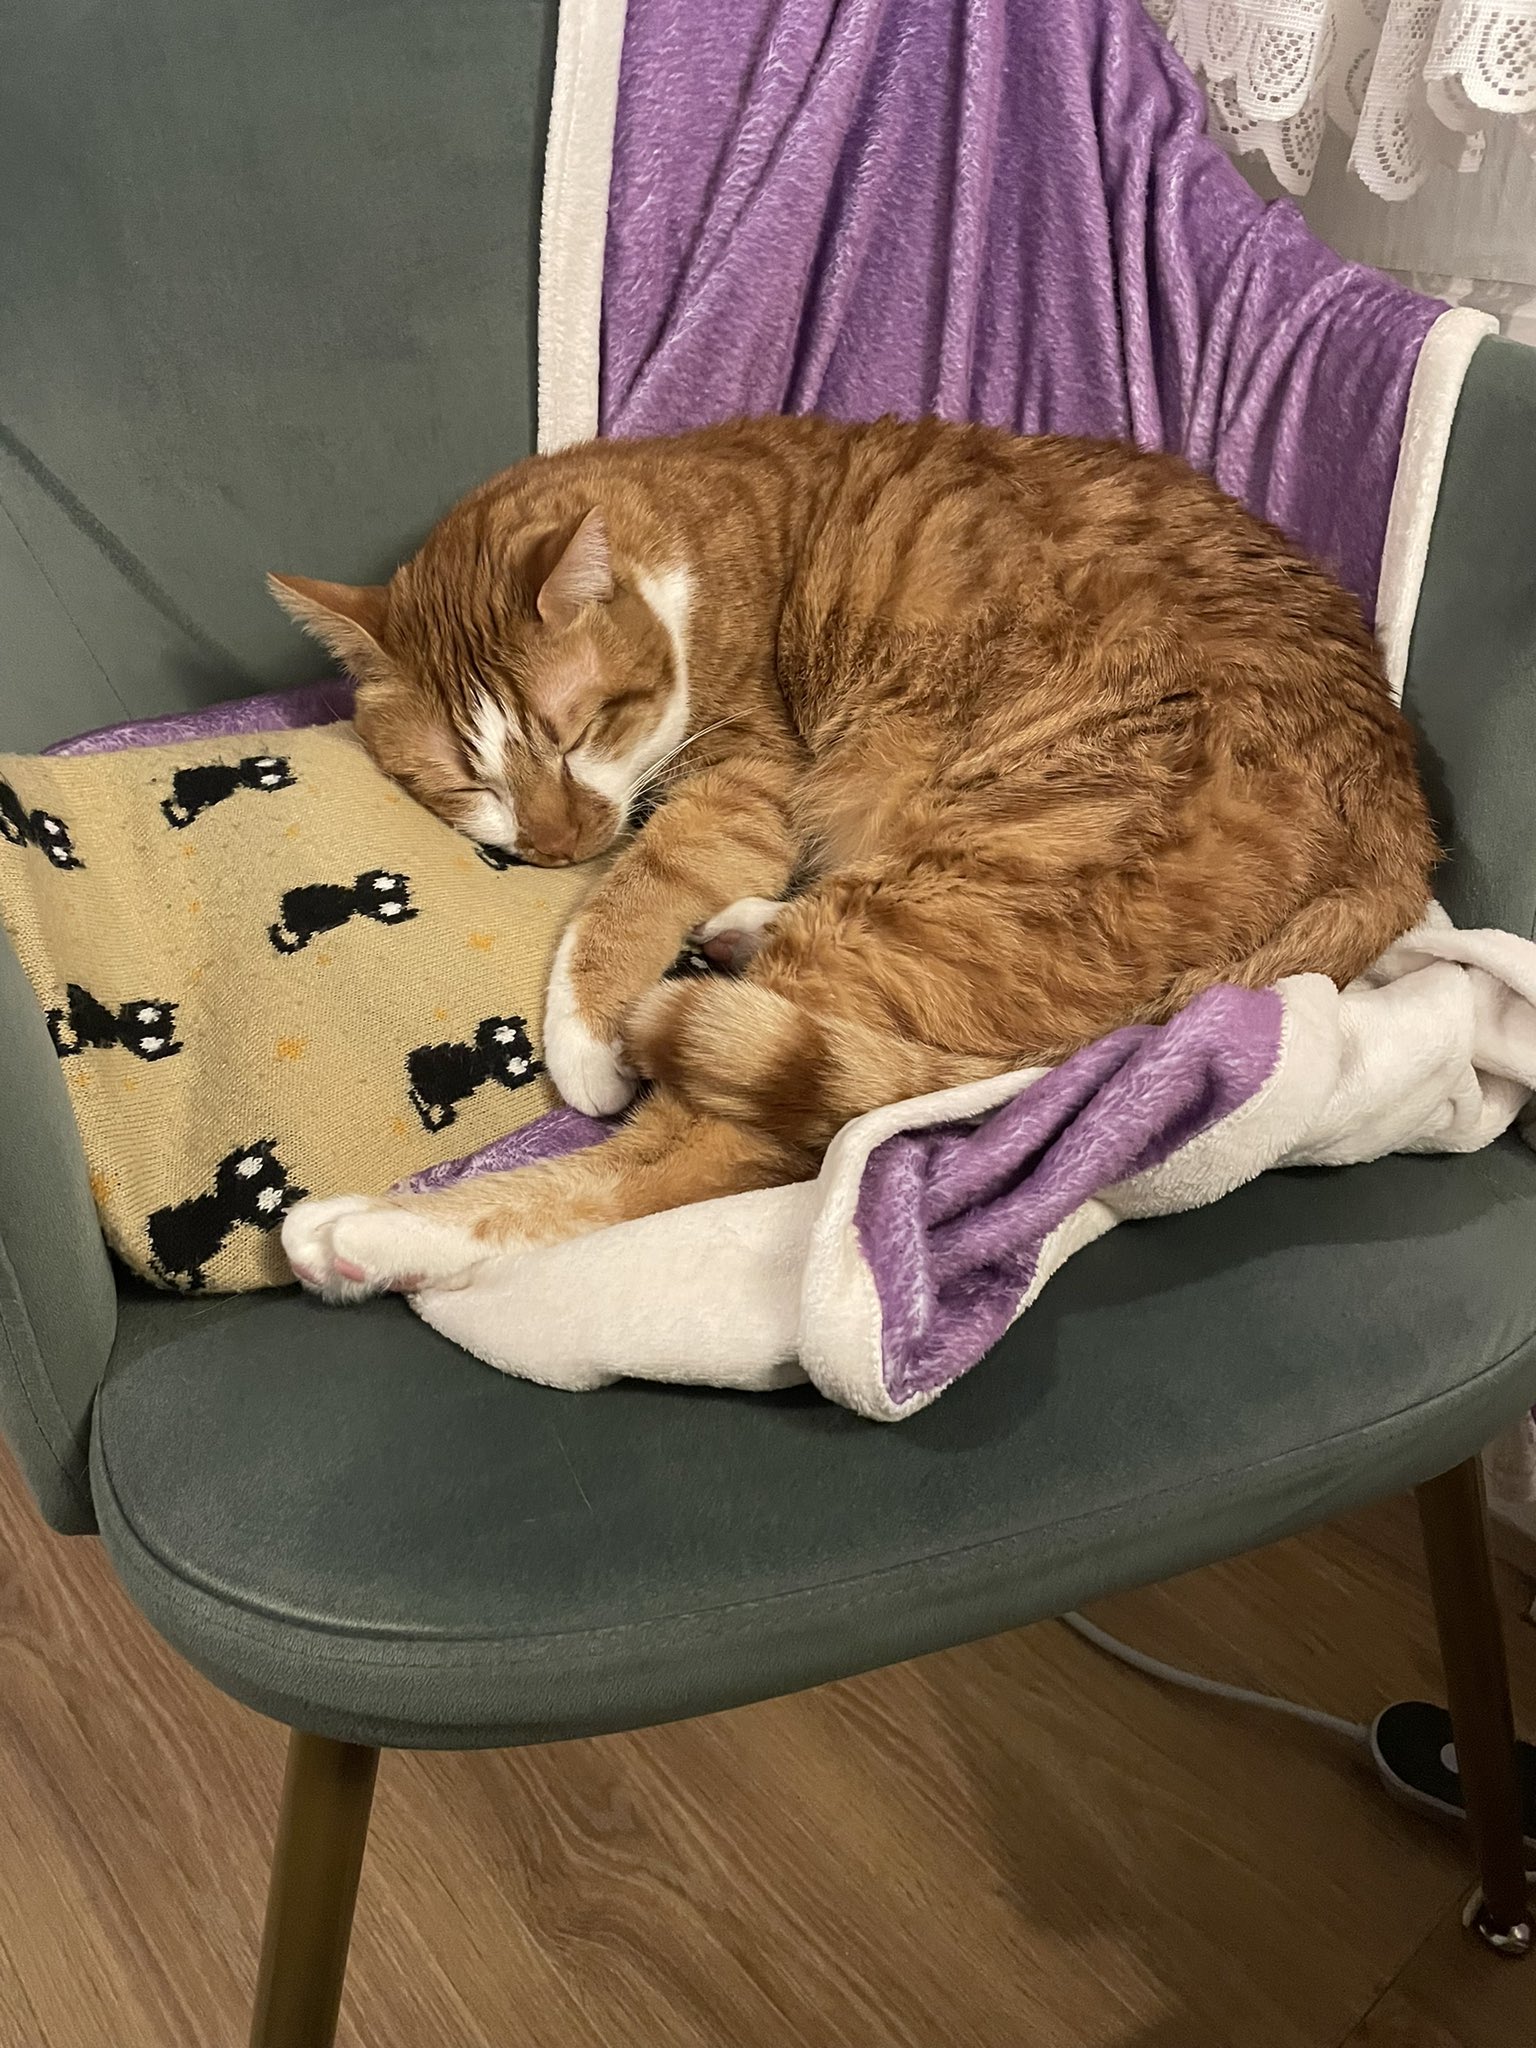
[240,754,296,792]
[355,869,415,921]
[475,1016,535,1081]
[217,1140,305,1220]
[122,1001,179,1060]
[269,507,687,867]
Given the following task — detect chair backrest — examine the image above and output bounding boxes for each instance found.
[0,0,556,1527]
[2,0,557,750]
[1402,337,1536,943]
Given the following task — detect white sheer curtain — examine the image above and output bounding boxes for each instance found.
[1146,0,1536,198]
[1148,2,1536,338]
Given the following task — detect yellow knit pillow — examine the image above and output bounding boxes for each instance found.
[0,724,597,1290]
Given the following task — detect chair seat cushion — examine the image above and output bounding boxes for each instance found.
[90,1138,1536,1749]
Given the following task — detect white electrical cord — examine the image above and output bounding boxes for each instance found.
[1064,1611,1536,1893]
[1061,1611,1372,1748]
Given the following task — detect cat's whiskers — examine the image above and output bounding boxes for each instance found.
[621,715,743,814]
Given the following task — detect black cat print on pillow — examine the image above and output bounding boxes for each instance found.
[161,754,296,828]
[0,774,83,869]
[475,841,526,871]
[269,869,417,954]
[47,982,182,1062]
[406,1015,541,1132]
[146,1139,308,1291]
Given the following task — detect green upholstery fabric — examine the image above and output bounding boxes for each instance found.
[0,0,556,1528]
[1,0,557,750]
[91,1142,1536,1748]
[0,933,117,1533]
[1403,337,1536,940]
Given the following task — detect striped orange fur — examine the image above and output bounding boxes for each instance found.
[272,415,1436,1256]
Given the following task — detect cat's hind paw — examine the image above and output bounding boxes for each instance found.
[283,1194,489,1303]
[696,897,784,970]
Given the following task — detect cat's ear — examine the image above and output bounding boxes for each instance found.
[268,575,391,676]
[536,510,613,628]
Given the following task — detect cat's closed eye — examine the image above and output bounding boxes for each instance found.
[566,712,609,753]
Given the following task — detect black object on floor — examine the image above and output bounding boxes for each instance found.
[1372,1699,1536,1851]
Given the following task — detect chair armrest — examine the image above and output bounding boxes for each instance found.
[1403,336,1536,945]
[0,928,116,1532]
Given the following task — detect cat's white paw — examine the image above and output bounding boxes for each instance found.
[542,924,638,1116]
[283,1194,488,1303]
[697,897,785,970]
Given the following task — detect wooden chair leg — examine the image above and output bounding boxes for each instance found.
[250,1730,381,2047]
[1416,1457,1533,1957]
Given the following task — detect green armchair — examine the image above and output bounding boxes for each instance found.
[3,6,1534,2044]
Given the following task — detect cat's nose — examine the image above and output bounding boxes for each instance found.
[530,819,580,864]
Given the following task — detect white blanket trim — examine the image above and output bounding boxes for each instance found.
[1375,306,1498,703]
[537,0,629,453]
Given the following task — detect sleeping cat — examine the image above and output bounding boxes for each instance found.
[268,415,1436,1302]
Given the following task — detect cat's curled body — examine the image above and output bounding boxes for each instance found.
[271,415,1435,1302]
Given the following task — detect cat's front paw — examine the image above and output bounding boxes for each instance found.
[542,925,639,1116]
[283,1194,489,1303]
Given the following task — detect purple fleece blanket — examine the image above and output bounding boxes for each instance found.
[857,985,1283,1406]
[45,678,355,758]
[601,0,1439,617]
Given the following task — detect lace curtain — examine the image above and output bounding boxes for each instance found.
[1146,0,1536,196]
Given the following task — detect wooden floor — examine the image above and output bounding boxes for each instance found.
[2,1442,1533,2048]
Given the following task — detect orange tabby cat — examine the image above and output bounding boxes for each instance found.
[269,415,1435,1302]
